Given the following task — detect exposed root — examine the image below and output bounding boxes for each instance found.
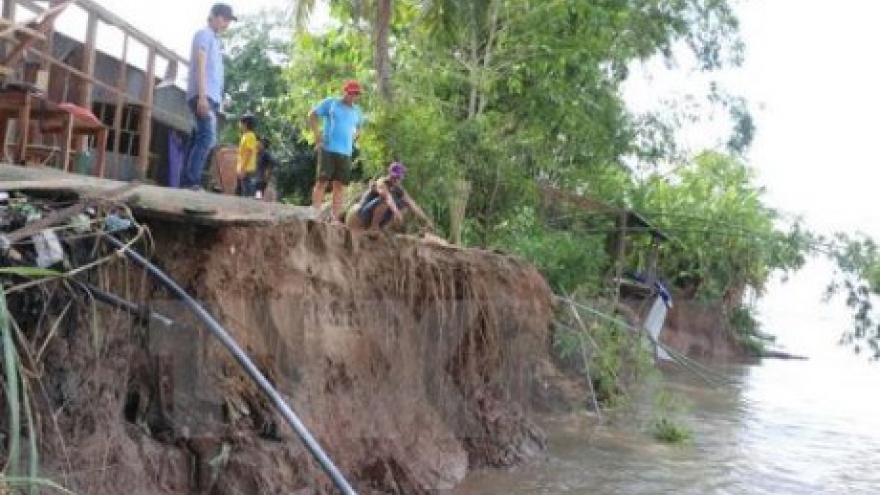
[2,196,554,494]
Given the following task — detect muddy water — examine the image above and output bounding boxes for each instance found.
[453,282,880,494]
[453,357,880,495]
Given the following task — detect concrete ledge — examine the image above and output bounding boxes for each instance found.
[0,163,312,225]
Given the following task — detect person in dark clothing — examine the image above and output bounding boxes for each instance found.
[255,136,278,199]
[345,162,434,232]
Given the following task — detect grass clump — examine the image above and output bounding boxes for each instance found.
[650,417,693,444]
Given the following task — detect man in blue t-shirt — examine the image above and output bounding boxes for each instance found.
[181,3,237,190]
[308,80,364,222]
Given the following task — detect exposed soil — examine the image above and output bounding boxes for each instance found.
[659,298,747,362]
[613,293,748,363]
[0,168,750,494]
[9,215,551,494]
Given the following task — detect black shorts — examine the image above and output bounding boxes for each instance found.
[317,150,352,184]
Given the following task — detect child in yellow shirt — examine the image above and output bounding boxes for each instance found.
[236,114,258,197]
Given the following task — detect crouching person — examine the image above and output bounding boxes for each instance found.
[346,162,434,232]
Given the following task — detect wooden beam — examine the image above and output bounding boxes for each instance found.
[78,10,98,107]
[13,0,49,16]
[59,109,73,171]
[0,18,48,41]
[25,46,136,103]
[0,1,13,61]
[540,185,620,216]
[1,0,72,67]
[137,47,155,174]
[9,0,186,68]
[69,0,188,68]
[612,211,628,305]
[72,9,98,158]
[112,32,129,158]
[93,123,105,177]
[15,87,30,163]
[1,1,15,24]
[40,10,54,73]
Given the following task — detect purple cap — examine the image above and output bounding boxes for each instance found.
[388,161,407,179]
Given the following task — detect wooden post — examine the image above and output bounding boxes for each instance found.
[78,12,97,106]
[73,10,97,162]
[646,236,660,285]
[93,125,106,177]
[612,211,629,306]
[112,33,129,159]
[59,110,73,171]
[16,91,30,164]
[0,1,14,22]
[40,3,54,74]
[0,0,15,62]
[137,47,155,176]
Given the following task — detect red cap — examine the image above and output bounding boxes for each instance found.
[343,80,362,95]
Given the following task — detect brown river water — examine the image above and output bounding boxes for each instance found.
[452,270,880,495]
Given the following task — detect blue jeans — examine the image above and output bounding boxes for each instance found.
[181,98,218,188]
[238,173,258,197]
[358,195,408,227]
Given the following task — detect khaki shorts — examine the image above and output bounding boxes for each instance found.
[317,150,352,184]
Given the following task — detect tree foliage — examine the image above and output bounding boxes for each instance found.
[824,233,880,358]
[222,8,295,145]
[219,0,880,358]
[633,151,810,301]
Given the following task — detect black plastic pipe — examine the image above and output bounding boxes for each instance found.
[75,281,173,327]
[104,235,357,495]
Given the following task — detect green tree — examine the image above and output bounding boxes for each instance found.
[824,233,880,358]
[222,8,295,143]
[633,151,809,303]
[294,0,397,100]
[248,0,880,361]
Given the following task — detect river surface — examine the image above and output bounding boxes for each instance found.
[452,268,880,495]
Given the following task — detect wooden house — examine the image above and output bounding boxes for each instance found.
[0,0,191,184]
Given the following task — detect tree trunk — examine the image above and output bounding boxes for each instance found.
[468,25,479,119]
[477,0,500,115]
[375,0,393,100]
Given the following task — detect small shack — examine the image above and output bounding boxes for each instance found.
[540,186,672,298]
